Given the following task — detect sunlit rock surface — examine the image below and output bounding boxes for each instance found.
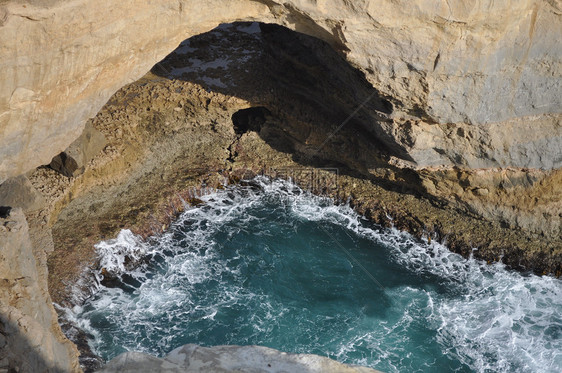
[97,344,381,373]
[0,208,80,373]
[1,0,561,181]
[0,1,561,372]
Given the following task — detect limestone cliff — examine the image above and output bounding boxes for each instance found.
[1,0,561,183]
[0,208,80,372]
[43,21,560,312]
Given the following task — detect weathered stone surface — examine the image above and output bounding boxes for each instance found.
[97,344,381,373]
[0,0,273,183]
[49,122,107,177]
[0,0,561,182]
[390,114,562,169]
[0,175,45,212]
[0,208,80,373]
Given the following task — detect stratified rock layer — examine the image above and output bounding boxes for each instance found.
[97,344,381,373]
[1,0,561,182]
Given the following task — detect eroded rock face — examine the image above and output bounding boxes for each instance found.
[49,122,107,177]
[0,0,561,182]
[0,208,80,372]
[97,344,381,373]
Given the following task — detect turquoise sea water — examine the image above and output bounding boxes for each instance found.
[73,178,562,372]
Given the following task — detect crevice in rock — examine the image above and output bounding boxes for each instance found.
[226,139,238,164]
[433,52,440,71]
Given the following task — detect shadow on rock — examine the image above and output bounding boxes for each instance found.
[0,312,64,373]
[151,22,425,197]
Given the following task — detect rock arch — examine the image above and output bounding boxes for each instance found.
[1,0,561,182]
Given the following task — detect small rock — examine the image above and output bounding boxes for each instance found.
[49,122,107,177]
[473,187,489,196]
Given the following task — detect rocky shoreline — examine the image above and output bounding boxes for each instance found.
[19,22,554,370]
[1,19,560,373]
[46,24,560,307]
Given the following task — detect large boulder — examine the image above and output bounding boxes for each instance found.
[0,175,45,212]
[49,122,107,177]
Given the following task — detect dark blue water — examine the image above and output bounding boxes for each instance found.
[72,178,562,373]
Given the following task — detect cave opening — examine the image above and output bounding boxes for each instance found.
[149,21,405,171]
[45,21,405,185]
[231,106,271,135]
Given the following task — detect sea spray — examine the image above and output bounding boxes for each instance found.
[95,229,151,277]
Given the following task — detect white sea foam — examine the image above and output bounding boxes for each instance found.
[95,229,152,275]
[66,230,152,306]
[73,177,562,372]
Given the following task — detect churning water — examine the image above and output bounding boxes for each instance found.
[71,177,562,372]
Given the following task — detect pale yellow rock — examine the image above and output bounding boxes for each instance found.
[0,208,80,373]
[0,0,275,183]
[0,8,560,369]
[0,0,561,182]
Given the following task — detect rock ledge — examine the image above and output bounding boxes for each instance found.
[97,344,380,373]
